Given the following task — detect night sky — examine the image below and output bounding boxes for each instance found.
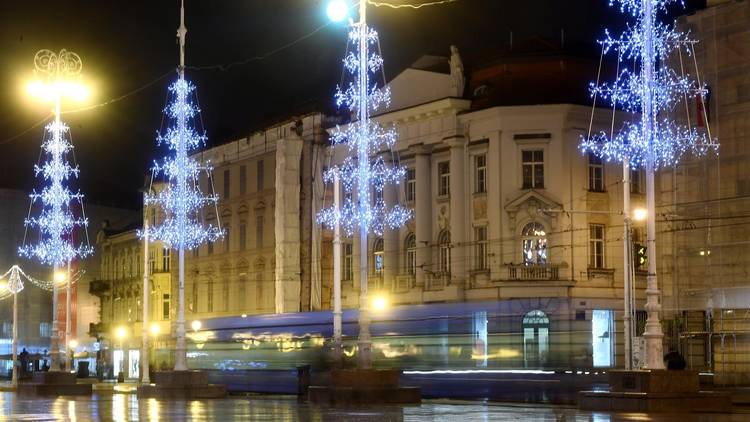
[0,0,705,209]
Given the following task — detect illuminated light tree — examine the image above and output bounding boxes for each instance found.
[318,2,412,368]
[142,1,223,372]
[20,49,93,372]
[580,0,718,369]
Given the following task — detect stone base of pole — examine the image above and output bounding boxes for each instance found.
[16,372,92,396]
[308,369,421,405]
[136,370,226,399]
[578,370,731,412]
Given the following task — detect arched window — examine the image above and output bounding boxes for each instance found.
[522,222,547,265]
[438,230,451,274]
[405,233,416,275]
[373,238,384,274]
[522,310,550,368]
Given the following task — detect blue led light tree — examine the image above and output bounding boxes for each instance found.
[20,49,93,373]
[580,0,718,369]
[143,1,222,371]
[318,2,411,368]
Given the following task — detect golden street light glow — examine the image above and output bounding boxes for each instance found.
[53,270,67,284]
[326,0,349,22]
[632,207,648,222]
[115,326,127,340]
[26,80,90,103]
[0,279,7,291]
[149,323,160,336]
[191,320,202,331]
[68,339,78,349]
[371,294,389,312]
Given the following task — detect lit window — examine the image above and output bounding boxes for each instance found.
[438,230,451,274]
[475,155,487,193]
[474,226,488,270]
[373,238,384,274]
[405,168,416,202]
[588,153,604,192]
[343,243,353,281]
[438,162,450,196]
[522,222,547,264]
[405,233,416,275]
[589,224,605,269]
[522,150,544,189]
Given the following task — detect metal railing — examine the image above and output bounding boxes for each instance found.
[507,264,560,281]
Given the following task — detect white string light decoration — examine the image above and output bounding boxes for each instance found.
[317,24,412,236]
[579,0,718,168]
[142,77,223,249]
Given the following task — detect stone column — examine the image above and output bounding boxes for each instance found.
[413,145,432,288]
[274,134,303,314]
[448,136,467,285]
[383,180,399,291]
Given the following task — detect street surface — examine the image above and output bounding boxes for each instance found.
[0,392,748,421]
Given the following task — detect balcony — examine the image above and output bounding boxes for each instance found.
[89,279,111,296]
[393,275,415,293]
[425,272,450,291]
[507,264,560,281]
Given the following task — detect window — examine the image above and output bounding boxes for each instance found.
[162,293,170,320]
[373,187,384,205]
[256,216,264,248]
[522,222,547,264]
[588,153,604,192]
[148,251,155,274]
[373,238,384,274]
[239,165,247,195]
[151,209,157,227]
[224,226,231,253]
[207,241,214,255]
[193,248,199,259]
[223,169,230,199]
[192,282,199,313]
[40,322,52,338]
[474,226,488,270]
[162,248,170,272]
[255,272,264,310]
[522,310,549,368]
[405,168,416,202]
[405,233,417,275]
[239,224,247,251]
[592,310,614,367]
[207,280,214,313]
[630,168,642,194]
[257,160,264,191]
[343,242,353,281]
[223,281,230,311]
[522,150,544,189]
[438,162,450,196]
[2,322,11,337]
[475,155,487,193]
[589,224,605,269]
[438,230,451,274]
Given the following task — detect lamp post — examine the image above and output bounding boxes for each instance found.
[22,48,92,373]
[332,172,343,363]
[0,269,23,387]
[141,195,151,384]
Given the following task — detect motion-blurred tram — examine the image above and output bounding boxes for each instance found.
[171,299,612,374]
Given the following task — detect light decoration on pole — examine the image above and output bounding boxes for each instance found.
[580,0,718,369]
[19,49,93,266]
[317,1,411,369]
[141,0,222,372]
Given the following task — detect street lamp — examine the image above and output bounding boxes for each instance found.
[371,294,389,312]
[632,207,648,222]
[326,0,349,22]
[149,323,160,337]
[191,320,202,332]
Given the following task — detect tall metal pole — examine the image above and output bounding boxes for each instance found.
[48,93,63,373]
[333,172,343,363]
[141,202,151,383]
[11,291,18,387]
[356,0,372,369]
[173,0,188,372]
[641,0,665,370]
[622,159,633,370]
[65,259,71,372]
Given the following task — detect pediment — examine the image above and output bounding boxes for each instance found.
[505,190,562,214]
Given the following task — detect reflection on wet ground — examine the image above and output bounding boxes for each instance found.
[0,393,748,421]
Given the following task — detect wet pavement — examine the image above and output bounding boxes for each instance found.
[0,392,748,421]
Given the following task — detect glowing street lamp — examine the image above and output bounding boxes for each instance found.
[21,49,94,373]
[149,323,161,337]
[327,0,349,22]
[191,320,202,332]
[371,294,389,312]
[632,207,648,222]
